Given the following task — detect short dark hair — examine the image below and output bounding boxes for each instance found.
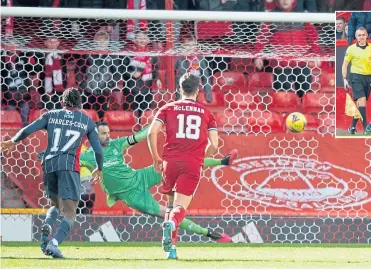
[96,121,109,129]
[62,88,81,108]
[180,73,200,96]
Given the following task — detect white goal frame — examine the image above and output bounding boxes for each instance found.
[1,7,334,23]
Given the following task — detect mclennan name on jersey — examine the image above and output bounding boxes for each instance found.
[174,105,205,114]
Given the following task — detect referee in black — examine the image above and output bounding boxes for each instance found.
[342,27,371,134]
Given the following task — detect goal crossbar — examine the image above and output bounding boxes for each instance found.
[1,7,335,23]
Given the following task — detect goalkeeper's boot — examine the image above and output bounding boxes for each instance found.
[206,229,232,243]
[348,126,357,135]
[222,149,239,166]
[162,221,175,252]
[167,247,178,260]
[45,240,64,259]
[40,224,51,255]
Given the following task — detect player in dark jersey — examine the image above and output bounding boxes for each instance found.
[0,88,103,259]
[148,73,219,259]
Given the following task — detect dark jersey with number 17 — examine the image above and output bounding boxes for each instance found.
[11,108,103,173]
[155,99,217,165]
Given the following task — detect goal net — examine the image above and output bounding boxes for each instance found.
[1,7,370,244]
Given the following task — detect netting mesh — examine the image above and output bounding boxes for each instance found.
[1,17,334,57]
[2,13,370,244]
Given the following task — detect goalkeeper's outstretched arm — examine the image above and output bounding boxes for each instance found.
[121,125,150,150]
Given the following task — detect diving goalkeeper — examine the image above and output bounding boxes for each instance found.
[39,121,236,247]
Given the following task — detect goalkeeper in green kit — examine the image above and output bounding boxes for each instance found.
[43,121,237,242]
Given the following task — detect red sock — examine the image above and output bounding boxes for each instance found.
[172,227,178,245]
[169,206,186,228]
[164,206,173,222]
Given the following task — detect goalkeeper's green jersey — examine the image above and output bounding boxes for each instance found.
[80,136,138,195]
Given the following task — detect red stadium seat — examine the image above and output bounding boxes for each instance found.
[313,73,335,93]
[213,109,247,132]
[319,113,335,134]
[248,72,274,92]
[104,111,137,130]
[212,72,247,92]
[320,61,335,74]
[197,91,225,109]
[141,110,157,127]
[109,91,124,111]
[268,92,301,113]
[28,109,47,123]
[152,91,174,109]
[303,113,320,130]
[1,110,23,129]
[302,93,334,114]
[248,111,283,133]
[225,92,265,110]
[81,109,99,122]
[229,58,255,73]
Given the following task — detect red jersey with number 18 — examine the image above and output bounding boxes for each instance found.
[155,99,217,165]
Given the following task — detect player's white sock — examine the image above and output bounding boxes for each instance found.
[52,238,58,246]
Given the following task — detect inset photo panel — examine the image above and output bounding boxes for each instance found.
[336,11,371,137]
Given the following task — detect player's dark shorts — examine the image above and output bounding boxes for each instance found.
[350,73,371,101]
[161,161,202,196]
[43,170,81,201]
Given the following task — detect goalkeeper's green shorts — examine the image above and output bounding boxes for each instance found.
[108,165,162,216]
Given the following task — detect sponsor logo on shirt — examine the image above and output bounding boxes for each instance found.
[103,160,121,167]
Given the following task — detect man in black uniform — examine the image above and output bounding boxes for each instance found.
[0,88,104,258]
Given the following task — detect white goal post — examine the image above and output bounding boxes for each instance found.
[1,7,335,23]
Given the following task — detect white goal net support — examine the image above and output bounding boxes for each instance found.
[1,7,370,244]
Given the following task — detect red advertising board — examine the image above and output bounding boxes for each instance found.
[93,132,371,218]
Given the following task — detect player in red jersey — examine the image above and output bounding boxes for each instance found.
[148,73,219,259]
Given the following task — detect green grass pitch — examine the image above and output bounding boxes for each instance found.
[335,128,371,137]
[335,133,371,137]
[1,242,371,269]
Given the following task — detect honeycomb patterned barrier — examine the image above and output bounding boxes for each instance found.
[4,15,369,244]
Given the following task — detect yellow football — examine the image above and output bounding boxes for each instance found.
[286,112,307,133]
